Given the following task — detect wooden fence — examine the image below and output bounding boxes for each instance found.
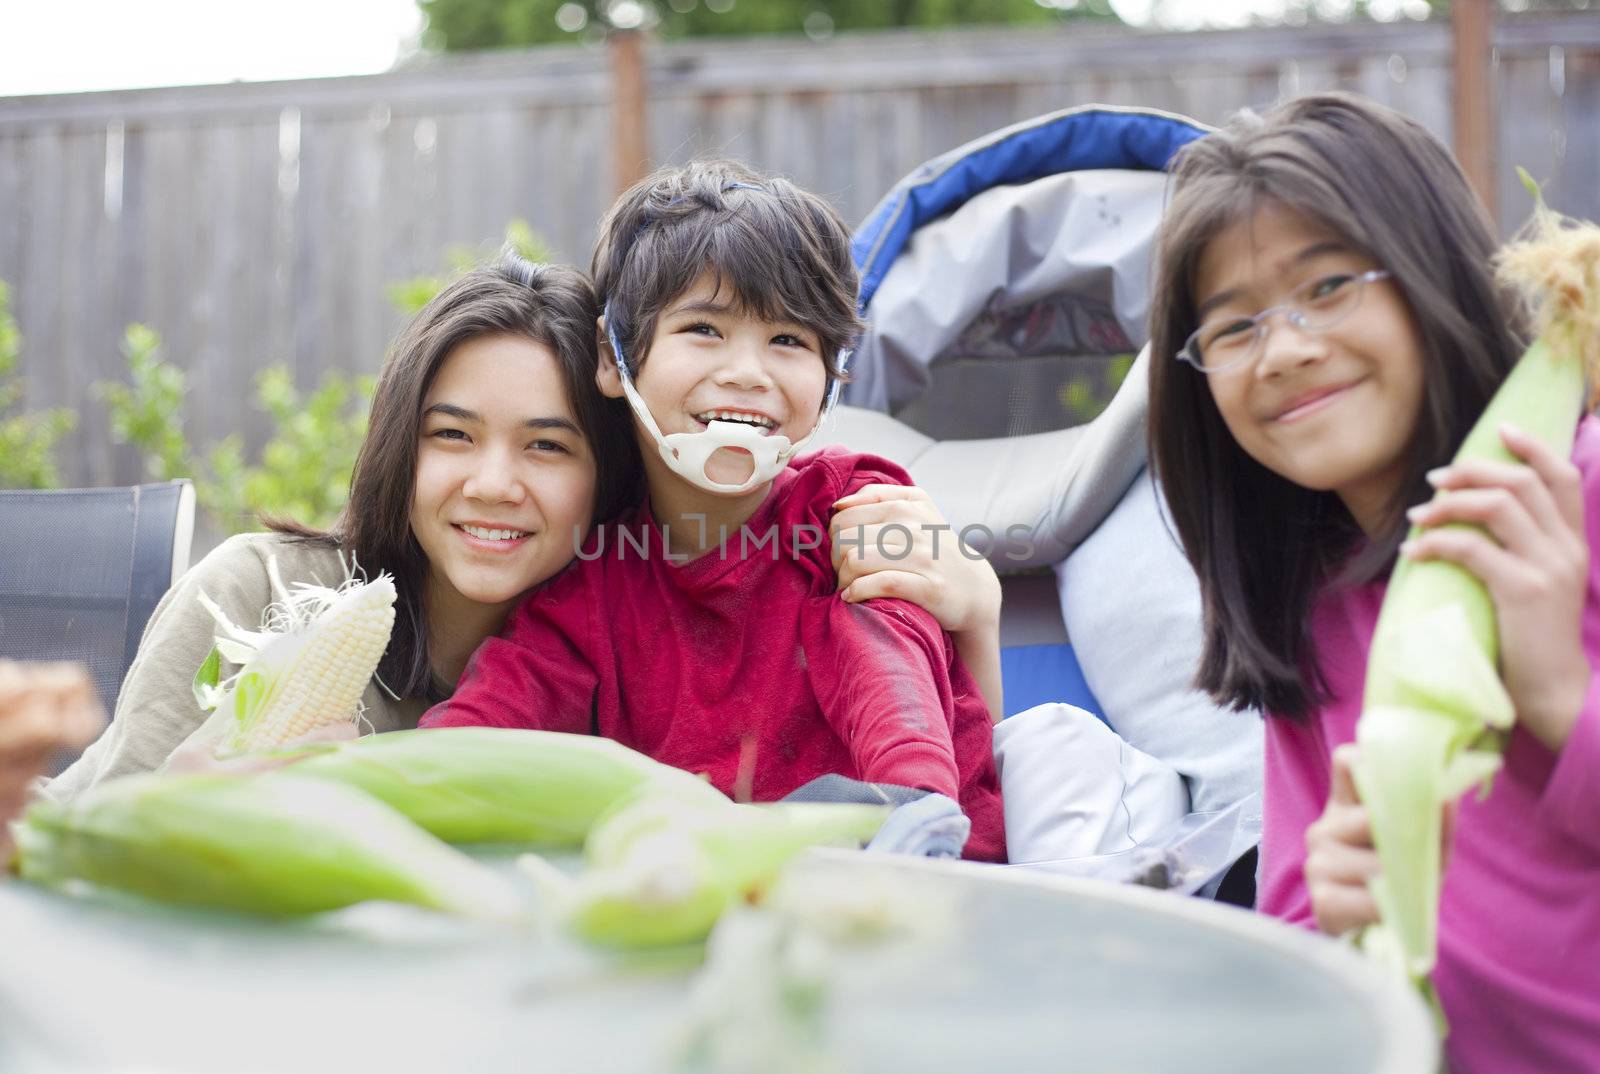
[2,13,1598,489]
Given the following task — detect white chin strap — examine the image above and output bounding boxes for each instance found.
[606,314,843,496]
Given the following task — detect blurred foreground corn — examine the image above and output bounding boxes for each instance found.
[288,727,729,845]
[558,795,891,948]
[10,773,522,920]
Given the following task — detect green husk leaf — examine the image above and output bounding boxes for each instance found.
[1354,196,1600,1026]
[1516,165,1542,205]
[13,773,524,921]
[569,794,890,949]
[290,727,729,846]
[191,646,222,709]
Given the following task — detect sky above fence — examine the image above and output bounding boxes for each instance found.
[2,0,424,97]
[4,0,1438,98]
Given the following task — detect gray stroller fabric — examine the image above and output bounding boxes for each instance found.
[818,347,1146,570]
[824,168,1169,566]
[844,168,1168,422]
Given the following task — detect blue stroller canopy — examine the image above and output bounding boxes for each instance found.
[853,105,1210,310]
[843,105,1209,432]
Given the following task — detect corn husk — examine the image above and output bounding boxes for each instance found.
[560,794,890,949]
[185,556,395,759]
[1355,188,1600,1018]
[11,772,522,921]
[286,726,728,845]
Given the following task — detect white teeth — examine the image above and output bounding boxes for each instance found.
[461,524,528,542]
[696,409,775,429]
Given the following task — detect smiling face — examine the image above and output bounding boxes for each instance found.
[410,333,598,622]
[1194,201,1428,535]
[599,271,829,492]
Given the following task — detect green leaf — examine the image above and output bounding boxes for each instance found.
[192,646,222,708]
[232,669,271,729]
[1516,165,1543,207]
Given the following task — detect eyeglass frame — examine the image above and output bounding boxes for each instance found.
[1176,268,1394,375]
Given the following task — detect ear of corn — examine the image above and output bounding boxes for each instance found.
[185,557,396,758]
[11,772,523,921]
[566,795,890,949]
[287,726,728,845]
[1354,193,1600,1014]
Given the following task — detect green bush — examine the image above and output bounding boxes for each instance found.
[388,219,551,316]
[0,280,76,489]
[199,367,375,534]
[97,340,373,536]
[97,324,188,483]
[97,220,548,533]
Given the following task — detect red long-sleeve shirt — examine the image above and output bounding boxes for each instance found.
[421,448,1005,862]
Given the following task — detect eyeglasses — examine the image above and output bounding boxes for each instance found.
[1177,269,1393,374]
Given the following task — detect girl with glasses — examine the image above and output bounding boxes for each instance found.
[1146,93,1598,1073]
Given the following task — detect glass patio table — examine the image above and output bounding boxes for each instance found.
[0,849,1434,1074]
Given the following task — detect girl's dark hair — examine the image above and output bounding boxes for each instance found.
[271,255,641,701]
[1147,92,1522,720]
[591,158,862,392]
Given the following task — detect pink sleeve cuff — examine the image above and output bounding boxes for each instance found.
[1536,671,1600,856]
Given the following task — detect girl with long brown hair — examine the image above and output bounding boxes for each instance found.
[47,254,999,799]
[1147,93,1598,1071]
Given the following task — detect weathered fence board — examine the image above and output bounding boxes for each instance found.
[0,15,1596,491]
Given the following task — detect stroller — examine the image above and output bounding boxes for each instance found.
[816,105,1263,901]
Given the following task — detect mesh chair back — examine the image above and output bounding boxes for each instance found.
[0,481,194,712]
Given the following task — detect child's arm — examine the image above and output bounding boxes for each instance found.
[829,483,1004,720]
[420,594,598,735]
[802,596,969,798]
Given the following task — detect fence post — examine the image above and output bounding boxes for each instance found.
[1452,0,1497,227]
[609,29,650,198]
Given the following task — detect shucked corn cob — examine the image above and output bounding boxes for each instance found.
[187,557,396,757]
[10,772,523,920]
[557,794,891,949]
[286,726,729,845]
[1354,189,1600,1015]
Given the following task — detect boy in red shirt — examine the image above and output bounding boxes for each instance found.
[421,161,1004,861]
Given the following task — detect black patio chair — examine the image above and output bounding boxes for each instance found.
[0,480,196,715]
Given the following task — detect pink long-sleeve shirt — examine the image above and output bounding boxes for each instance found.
[1259,417,1600,1074]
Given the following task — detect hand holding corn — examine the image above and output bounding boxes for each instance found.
[0,661,105,863]
[1352,191,1600,1019]
[1306,745,1456,938]
[1402,423,1590,751]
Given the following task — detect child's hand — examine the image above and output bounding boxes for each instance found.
[1402,423,1591,753]
[0,662,105,860]
[829,483,1001,636]
[1306,745,1456,937]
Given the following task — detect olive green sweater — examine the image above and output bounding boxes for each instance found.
[43,532,432,803]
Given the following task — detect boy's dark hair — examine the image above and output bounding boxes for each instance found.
[591,159,862,398]
[1146,92,1522,720]
[272,255,641,702]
